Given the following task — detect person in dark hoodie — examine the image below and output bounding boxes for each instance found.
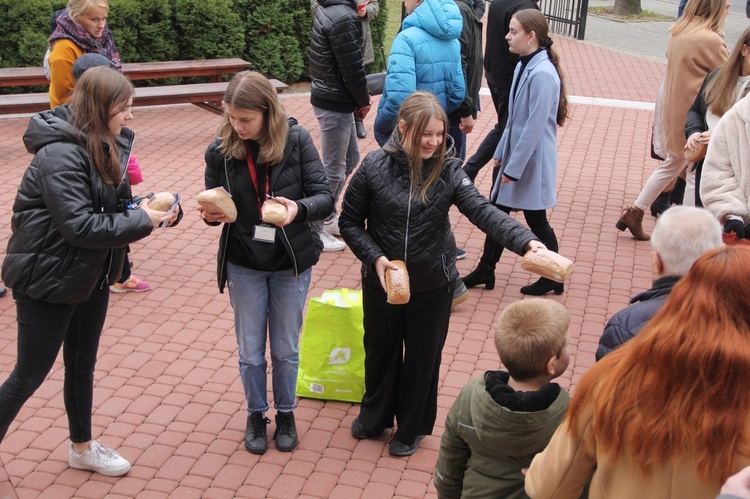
[596,206,722,360]
[0,66,175,476]
[340,91,544,457]
[309,0,371,252]
[434,298,570,498]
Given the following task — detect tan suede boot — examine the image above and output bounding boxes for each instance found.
[615,206,650,241]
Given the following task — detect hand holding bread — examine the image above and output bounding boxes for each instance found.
[197,187,237,223]
[385,260,410,305]
[261,198,289,225]
[521,247,574,283]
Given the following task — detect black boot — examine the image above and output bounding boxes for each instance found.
[461,264,496,290]
[274,411,298,452]
[520,277,564,296]
[245,412,270,454]
[463,236,504,289]
[649,190,672,217]
[670,177,686,206]
[355,119,366,139]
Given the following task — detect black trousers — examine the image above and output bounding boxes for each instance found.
[463,80,511,182]
[0,285,109,443]
[358,279,453,445]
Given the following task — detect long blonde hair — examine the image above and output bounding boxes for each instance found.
[389,91,448,204]
[70,66,133,184]
[671,0,727,36]
[705,26,750,116]
[218,71,288,165]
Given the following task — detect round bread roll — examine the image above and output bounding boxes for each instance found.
[148,192,176,211]
[684,142,707,163]
[261,199,288,225]
[197,187,237,222]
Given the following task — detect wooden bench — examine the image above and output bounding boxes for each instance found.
[0,58,288,115]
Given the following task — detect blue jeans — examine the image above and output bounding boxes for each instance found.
[227,262,311,413]
[312,106,361,227]
[0,285,109,443]
[448,116,467,161]
[678,0,687,16]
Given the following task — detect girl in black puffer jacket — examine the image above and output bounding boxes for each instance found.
[340,91,543,457]
[0,67,174,476]
[199,71,333,456]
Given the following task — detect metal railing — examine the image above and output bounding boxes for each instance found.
[538,0,589,40]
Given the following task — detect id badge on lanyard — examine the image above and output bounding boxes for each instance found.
[247,151,276,244]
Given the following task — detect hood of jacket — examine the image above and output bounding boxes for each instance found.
[403,0,463,41]
[629,275,681,305]
[468,372,569,458]
[317,0,357,7]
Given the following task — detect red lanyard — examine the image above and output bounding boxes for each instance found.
[246,152,269,214]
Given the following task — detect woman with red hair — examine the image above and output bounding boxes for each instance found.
[525,245,750,498]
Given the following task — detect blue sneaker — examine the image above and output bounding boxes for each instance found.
[456,248,466,260]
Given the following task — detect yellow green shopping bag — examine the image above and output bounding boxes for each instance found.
[296,289,365,403]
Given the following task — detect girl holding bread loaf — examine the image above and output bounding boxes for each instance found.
[199,71,334,455]
[0,67,176,476]
[339,91,544,457]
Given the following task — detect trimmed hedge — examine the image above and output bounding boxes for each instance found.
[0,0,389,83]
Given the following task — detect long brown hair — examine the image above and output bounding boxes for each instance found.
[671,0,727,36]
[512,9,568,126]
[567,245,750,484]
[218,71,288,165]
[705,26,750,116]
[390,91,448,204]
[70,66,133,184]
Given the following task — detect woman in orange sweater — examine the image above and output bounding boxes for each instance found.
[48,0,121,107]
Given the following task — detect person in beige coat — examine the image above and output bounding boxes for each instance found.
[524,245,750,499]
[616,0,728,241]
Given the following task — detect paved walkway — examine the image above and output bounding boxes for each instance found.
[0,9,719,497]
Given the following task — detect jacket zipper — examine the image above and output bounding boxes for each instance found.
[268,172,300,278]
[218,157,232,287]
[404,179,413,264]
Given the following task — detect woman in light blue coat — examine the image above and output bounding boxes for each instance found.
[373,0,465,146]
[462,9,569,296]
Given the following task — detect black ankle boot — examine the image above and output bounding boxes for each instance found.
[520,277,564,296]
[650,190,672,217]
[670,177,686,206]
[462,265,496,290]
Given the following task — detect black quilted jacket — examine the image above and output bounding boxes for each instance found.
[339,133,537,292]
[309,0,370,113]
[204,118,334,293]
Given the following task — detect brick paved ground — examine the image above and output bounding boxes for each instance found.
[0,33,667,498]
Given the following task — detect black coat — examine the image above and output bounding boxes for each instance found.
[309,0,370,113]
[596,276,681,361]
[454,0,484,119]
[484,0,539,88]
[339,133,537,292]
[204,119,334,292]
[2,105,153,304]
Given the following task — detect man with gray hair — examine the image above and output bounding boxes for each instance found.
[596,206,723,360]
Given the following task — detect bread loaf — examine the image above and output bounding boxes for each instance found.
[261,199,288,225]
[148,192,176,211]
[521,248,574,283]
[385,260,410,305]
[197,187,237,223]
[684,142,707,163]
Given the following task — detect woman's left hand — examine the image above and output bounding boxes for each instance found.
[500,175,515,185]
[524,240,547,253]
[269,196,299,227]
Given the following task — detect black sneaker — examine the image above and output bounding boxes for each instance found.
[245,412,270,454]
[274,411,298,452]
[351,417,383,440]
[388,436,423,457]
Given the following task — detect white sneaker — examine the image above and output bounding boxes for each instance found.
[320,231,345,252]
[69,440,131,476]
[324,217,341,237]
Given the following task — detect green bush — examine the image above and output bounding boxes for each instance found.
[108,0,178,63]
[0,0,392,84]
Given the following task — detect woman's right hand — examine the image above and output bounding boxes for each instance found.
[686,131,710,151]
[374,256,399,293]
[139,201,174,228]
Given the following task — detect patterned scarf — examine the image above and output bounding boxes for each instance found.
[49,9,122,71]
